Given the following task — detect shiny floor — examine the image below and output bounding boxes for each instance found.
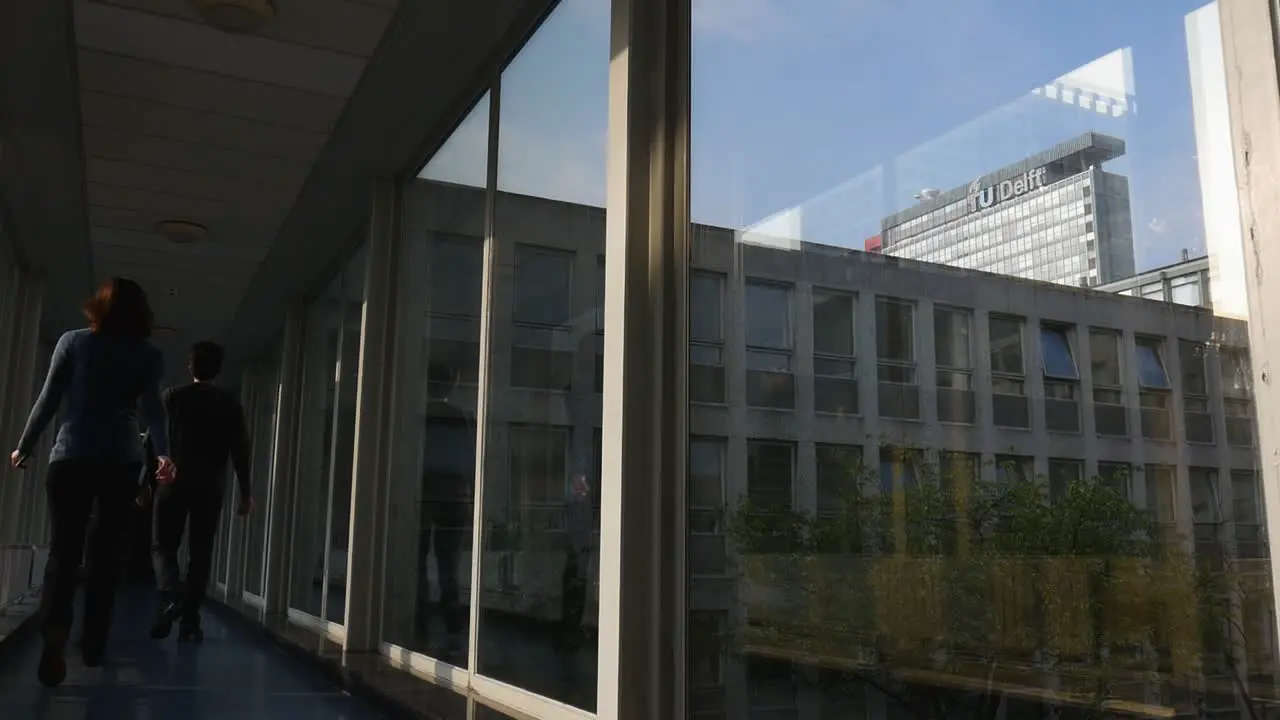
[0,585,387,720]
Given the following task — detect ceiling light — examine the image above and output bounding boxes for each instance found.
[190,0,275,34]
[156,220,209,244]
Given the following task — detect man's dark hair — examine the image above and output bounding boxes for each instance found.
[190,341,225,381]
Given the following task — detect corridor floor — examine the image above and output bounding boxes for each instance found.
[0,585,388,720]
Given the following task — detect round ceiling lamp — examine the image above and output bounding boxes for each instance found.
[190,0,275,34]
[156,220,209,244]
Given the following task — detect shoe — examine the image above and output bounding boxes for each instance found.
[81,637,106,668]
[150,602,182,640]
[177,625,204,643]
[37,626,69,687]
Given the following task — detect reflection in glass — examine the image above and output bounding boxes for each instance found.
[381,96,489,664]
[471,0,606,711]
[289,274,343,618]
[689,1,1275,717]
[243,349,280,598]
[322,248,367,624]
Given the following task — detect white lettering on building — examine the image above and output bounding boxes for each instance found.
[966,166,1048,212]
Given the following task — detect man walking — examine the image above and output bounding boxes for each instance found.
[150,341,253,642]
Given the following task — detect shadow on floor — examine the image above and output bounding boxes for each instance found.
[0,583,387,720]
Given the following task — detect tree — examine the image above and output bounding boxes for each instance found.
[720,446,1260,718]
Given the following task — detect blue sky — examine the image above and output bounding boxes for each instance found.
[427,0,1218,274]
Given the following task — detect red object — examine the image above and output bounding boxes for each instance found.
[864,235,883,253]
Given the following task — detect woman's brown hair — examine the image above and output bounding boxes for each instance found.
[84,277,153,339]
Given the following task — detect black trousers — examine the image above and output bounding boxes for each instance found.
[151,480,223,625]
[39,458,141,642]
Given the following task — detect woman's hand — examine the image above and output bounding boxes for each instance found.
[156,455,177,484]
[9,450,25,469]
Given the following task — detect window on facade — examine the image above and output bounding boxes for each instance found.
[1170,274,1203,306]
[935,306,974,423]
[688,610,727,706]
[1040,325,1079,380]
[1180,341,1213,443]
[813,290,857,415]
[511,245,576,390]
[1190,467,1222,553]
[508,424,569,532]
[816,444,862,518]
[1048,459,1083,504]
[426,237,484,386]
[989,315,1029,428]
[876,298,918,419]
[747,441,794,513]
[1146,465,1178,534]
[745,280,795,409]
[690,272,726,404]
[1135,337,1171,389]
[1136,337,1172,440]
[1232,470,1265,558]
[1097,462,1131,498]
[1221,347,1255,446]
[1042,325,1080,433]
[689,439,727,577]
[1089,329,1126,437]
[994,455,1034,486]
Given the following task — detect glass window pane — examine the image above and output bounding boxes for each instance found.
[813,290,854,357]
[479,0,606,709]
[321,245,368,625]
[513,246,574,327]
[876,298,913,361]
[1136,338,1170,388]
[988,315,1024,375]
[934,306,972,369]
[687,0,1278,714]
[692,272,724,342]
[382,96,489,663]
[289,273,344,618]
[1089,330,1122,387]
[745,280,792,349]
[1040,327,1078,379]
[1180,340,1208,396]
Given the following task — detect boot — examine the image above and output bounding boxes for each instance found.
[38,625,69,687]
[150,600,183,640]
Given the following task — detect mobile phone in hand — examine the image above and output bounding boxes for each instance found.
[15,454,30,469]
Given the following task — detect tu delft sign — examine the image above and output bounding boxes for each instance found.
[966,166,1048,213]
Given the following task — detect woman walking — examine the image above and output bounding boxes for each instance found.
[8,277,176,687]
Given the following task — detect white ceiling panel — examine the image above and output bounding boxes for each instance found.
[80,92,328,161]
[82,126,312,187]
[88,183,289,227]
[90,225,268,261]
[88,206,277,250]
[75,0,367,97]
[88,0,394,57]
[78,50,345,132]
[85,157,303,208]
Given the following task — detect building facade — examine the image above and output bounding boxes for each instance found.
[1098,253,1213,308]
[336,180,1269,718]
[879,133,1136,288]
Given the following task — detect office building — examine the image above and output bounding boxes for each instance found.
[1097,253,1213,308]
[878,133,1136,288]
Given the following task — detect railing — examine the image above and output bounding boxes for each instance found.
[0,544,46,614]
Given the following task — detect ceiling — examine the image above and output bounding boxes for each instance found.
[0,0,556,383]
[73,0,396,378]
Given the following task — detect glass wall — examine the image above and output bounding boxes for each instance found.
[476,0,606,710]
[242,348,281,600]
[382,93,489,664]
[687,1,1273,719]
[379,0,607,712]
[289,243,368,624]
